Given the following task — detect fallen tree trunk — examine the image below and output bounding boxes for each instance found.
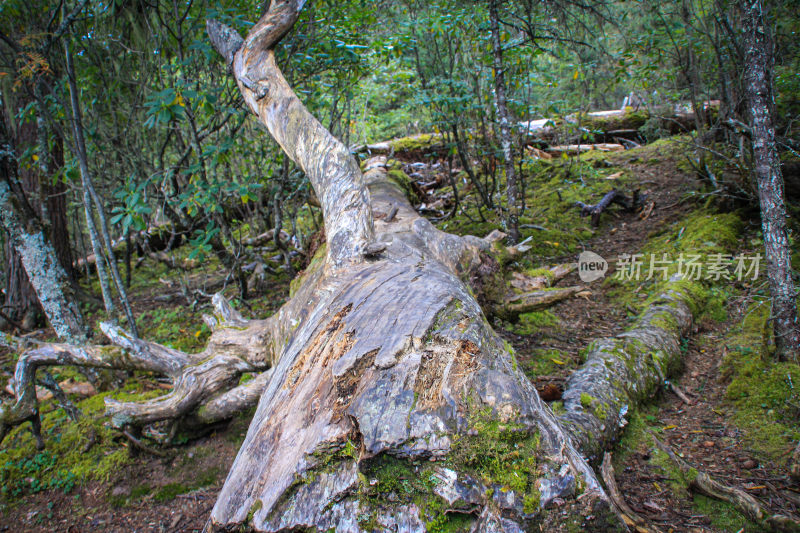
[557,276,699,460]
[504,286,589,317]
[6,3,729,530]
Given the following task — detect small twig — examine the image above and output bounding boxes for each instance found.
[37,371,82,422]
[520,224,549,231]
[601,452,657,532]
[666,380,693,405]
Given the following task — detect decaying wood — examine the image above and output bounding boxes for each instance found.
[0,292,281,445]
[558,275,698,460]
[547,143,625,155]
[652,436,800,532]
[508,262,576,292]
[601,452,655,533]
[504,286,589,317]
[576,189,645,226]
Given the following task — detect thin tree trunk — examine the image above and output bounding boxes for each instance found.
[64,34,139,337]
[489,0,521,243]
[742,0,800,361]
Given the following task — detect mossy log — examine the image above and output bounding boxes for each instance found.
[558,278,701,460]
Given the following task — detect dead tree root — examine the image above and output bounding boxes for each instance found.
[0,293,277,448]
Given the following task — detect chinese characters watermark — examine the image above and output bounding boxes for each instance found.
[578,251,761,283]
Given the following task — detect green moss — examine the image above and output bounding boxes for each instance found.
[154,482,190,502]
[523,268,555,282]
[290,242,327,298]
[579,393,593,409]
[721,300,800,461]
[448,409,540,510]
[510,310,559,335]
[0,382,166,502]
[387,169,419,204]
[692,494,755,531]
[247,499,263,522]
[523,491,541,514]
[356,454,475,532]
[389,133,443,154]
[611,405,661,467]
[581,108,650,133]
[436,155,627,258]
[519,348,571,379]
[137,306,210,353]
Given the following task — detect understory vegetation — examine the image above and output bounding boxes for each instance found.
[1,0,799,530]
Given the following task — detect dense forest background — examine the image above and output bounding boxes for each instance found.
[1,0,799,531]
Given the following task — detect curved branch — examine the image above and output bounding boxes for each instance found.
[207,2,374,267]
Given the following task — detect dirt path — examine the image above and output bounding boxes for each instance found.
[613,290,800,532]
[502,147,703,397]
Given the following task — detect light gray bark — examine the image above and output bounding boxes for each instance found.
[0,112,89,346]
[205,5,612,529]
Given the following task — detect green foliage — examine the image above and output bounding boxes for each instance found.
[110,179,152,233]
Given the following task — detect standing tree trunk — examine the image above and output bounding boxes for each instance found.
[743,0,800,361]
[64,34,139,336]
[2,99,76,331]
[489,0,521,243]
[0,109,89,345]
[2,106,46,330]
[38,119,76,282]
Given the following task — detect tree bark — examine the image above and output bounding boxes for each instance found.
[489,0,521,243]
[0,110,89,345]
[2,106,46,329]
[3,3,730,531]
[742,0,800,361]
[204,5,611,530]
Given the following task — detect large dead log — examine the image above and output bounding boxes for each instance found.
[3,3,725,531]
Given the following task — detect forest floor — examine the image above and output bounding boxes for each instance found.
[1,134,799,532]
